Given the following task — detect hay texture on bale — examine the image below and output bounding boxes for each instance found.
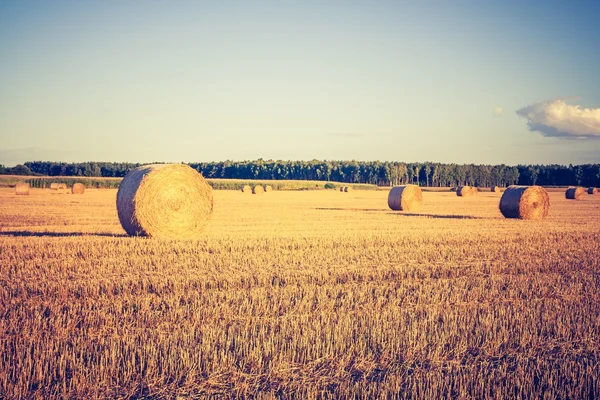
[264,185,273,192]
[565,187,585,200]
[344,186,352,192]
[588,187,598,195]
[72,183,85,194]
[116,164,213,239]
[241,185,252,194]
[499,185,550,220]
[252,185,265,195]
[15,182,30,195]
[457,186,474,197]
[388,185,423,211]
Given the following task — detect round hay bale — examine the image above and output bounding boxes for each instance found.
[470,187,479,195]
[50,183,60,190]
[344,186,352,192]
[264,185,273,192]
[241,185,252,194]
[252,185,264,195]
[72,183,85,194]
[457,186,473,197]
[499,185,550,220]
[588,187,598,195]
[565,187,585,200]
[15,182,30,195]
[340,186,345,192]
[116,164,213,238]
[491,186,502,193]
[388,185,423,211]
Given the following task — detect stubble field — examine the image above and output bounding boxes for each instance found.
[0,188,599,399]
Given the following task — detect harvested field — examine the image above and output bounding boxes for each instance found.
[0,188,599,398]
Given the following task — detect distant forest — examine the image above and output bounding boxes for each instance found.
[1,160,599,187]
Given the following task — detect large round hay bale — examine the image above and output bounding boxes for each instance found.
[344,186,352,192]
[252,185,264,195]
[499,185,550,220]
[72,183,85,194]
[491,186,501,193]
[241,185,252,193]
[388,185,423,211]
[116,164,213,238]
[587,187,597,195]
[565,187,585,200]
[264,185,273,192]
[457,186,473,197]
[15,182,30,195]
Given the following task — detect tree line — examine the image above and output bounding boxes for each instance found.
[2,160,599,187]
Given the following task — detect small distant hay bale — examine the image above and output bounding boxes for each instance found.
[50,183,60,190]
[264,185,273,192]
[491,186,502,193]
[116,164,213,238]
[470,187,478,195]
[15,182,30,195]
[339,186,345,192]
[565,187,585,200]
[252,185,264,195]
[457,186,474,197]
[72,183,85,194]
[499,185,550,220]
[588,187,598,195]
[388,185,423,211]
[241,185,252,193]
[344,186,352,192]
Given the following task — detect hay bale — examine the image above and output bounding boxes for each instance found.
[264,185,273,192]
[491,186,501,193]
[50,183,60,190]
[388,185,423,211]
[565,187,585,200]
[252,185,264,195]
[72,183,85,194]
[588,187,598,195]
[457,186,473,197]
[15,182,30,195]
[470,187,479,195]
[344,186,352,192]
[241,185,252,193]
[340,186,345,192]
[50,183,67,190]
[116,164,213,238]
[499,185,550,220]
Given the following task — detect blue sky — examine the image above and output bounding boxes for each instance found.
[1,0,599,166]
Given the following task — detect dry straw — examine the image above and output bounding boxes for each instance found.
[388,185,423,211]
[344,186,352,192]
[252,185,265,195]
[264,185,273,192]
[116,164,213,239]
[15,182,30,195]
[565,187,585,200]
[241,185,252,194]
[72,183,85,194]
[457,186,474,197]
[588,187,597,195]
[499,185,550,220]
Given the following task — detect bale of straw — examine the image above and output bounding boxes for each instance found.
[241,185,252,193]
[565,187,585,200]
[344,186,352,192]
[50,183,60,190]
[457,186,473,197]
[470,187,479,195]
[264,185,273,192]
[588,187,598,195]
[116,164,213,238]
[491,186,501,193]
[72,183,85,194]
[340,186,345,192]
[252,185,264,195]
[388,185,423,211]
[499,185,550,220]
[15,182,30,195]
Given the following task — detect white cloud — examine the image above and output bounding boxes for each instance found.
[516,98,600,139]
[493,107,504,117]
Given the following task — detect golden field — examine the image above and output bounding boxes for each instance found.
[0,187,599,399]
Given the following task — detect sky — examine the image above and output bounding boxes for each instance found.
[1,0,600,166]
